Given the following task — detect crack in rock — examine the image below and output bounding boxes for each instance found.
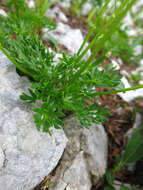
[0,147,7,170]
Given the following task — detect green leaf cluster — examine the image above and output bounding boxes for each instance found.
[17,36,114,132]
[1,0,143,134]
[0,0,56,47]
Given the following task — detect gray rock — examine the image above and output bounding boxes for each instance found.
[63,152,92,190]
[46,6,68,22]
[0,147,5,169]
[59,0,71,9]
[43,22,91,58]
[0,9,7,17]
[111,60,120,70]
[25,0,35,8]
[118,77,143,102]
[113,180,142,190]
[134,45,142,56]
[0,51,67,190]
[113,180,131,190]
[82,2,92,15]
[48,116,108,190]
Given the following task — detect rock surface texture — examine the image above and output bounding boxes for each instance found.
[118,76,143,102]
[43,6,91,57]
[43,22,90,56]
[48,116,108,190]
[0,51,67,190]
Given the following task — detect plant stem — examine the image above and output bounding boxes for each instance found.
[87,8,97,24]
[112,162,125,173]
[76,0,137,78]
[40,0,49,15]
[87,85,143,96]
[77,0,129,61]
[0,43,37,80]
[40,0,57,16]
[86,0,136,65]
[77,0,111,56]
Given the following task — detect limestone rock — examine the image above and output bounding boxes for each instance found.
[63,152,92,190]
[25,0,35,8]
[46,6,68,22]
[82,2,92,15]
[48,116,108,190]
[43,21,91,58]
[113,180,142,190]
[0,51,67,190]
[113,180,131,190]
[0,147,5,169]
[118,77,143,102]
[0,9,7,17]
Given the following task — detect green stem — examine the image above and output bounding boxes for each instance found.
[112,162,124,173]
[76,0,137,78]
[35,0,43,15]
[0,43,37,80]
[40,0,49,15]
[77,0,111,56]
[87,85,143,96]
[86,0,136,64]
[87,8,97,24]
[40,0,57,16]
[115,0,117,13]
[77,0,129,61]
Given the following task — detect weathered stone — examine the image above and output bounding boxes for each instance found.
[0,51,67,190]
[25,0,35,8]
[113,180,142,190]
[48,116,108,190]
[82,2,92,15]
[0,147,5,169]
[111,60,120,70]
[43,22,91,58]
[46,6,68,22]
[63,152,92,190]
[113,180,131,190]
[0,9,7,17]
[118,77,143,102]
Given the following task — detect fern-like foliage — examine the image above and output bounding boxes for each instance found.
[12,35,123,133]
[0,0,141,134]
[0,0,56,47]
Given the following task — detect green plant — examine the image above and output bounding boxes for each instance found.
[105,125,143,190]
[69,0,87,16]
[35,0,57,16]
[69,0,106,17]
[1,0,143,134]
[87,1,143,65]
[130,4,143,28]
[0,0,56,46]
[130,73,142,84]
